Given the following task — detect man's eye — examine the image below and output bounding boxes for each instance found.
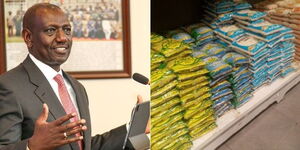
[45,28,56,35]
[64,28,71,35]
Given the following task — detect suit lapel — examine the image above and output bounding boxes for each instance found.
[23,56,67,120]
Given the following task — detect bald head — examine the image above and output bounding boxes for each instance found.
[23,3,64,30]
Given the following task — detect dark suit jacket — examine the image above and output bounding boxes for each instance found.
[0,56,131,150]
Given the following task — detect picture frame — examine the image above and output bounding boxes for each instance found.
[0,0,131,79]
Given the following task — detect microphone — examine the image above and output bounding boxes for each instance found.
[132,73,149,85]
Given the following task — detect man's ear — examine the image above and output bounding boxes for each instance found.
[22,28,33,49]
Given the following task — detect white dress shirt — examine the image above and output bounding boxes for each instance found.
[29,54,80,116]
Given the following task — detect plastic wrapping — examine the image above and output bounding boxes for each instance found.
[187,108,215,129]
[170,32,195,44]
[177,69,209,81]
[234,2,252,10]
[179,83,210,97]
[233,10,267,21]
[152,105,184,126]
[151,69,176,91]
[211,88,233,100]
[251,47,270,60]
[152,121,187,144]
[182,93,212,109]
[185,23,207,33]
[235,93,252,107]
[230,69,252,83]
[199,43,223,54]
[180,86,211,104]
[222,52,249,66]
[151,39,190,57]
[190,122,217,140]
[151,98,181,116]
[216,12,234,24]
[235,84,253,98]
[240,21,283,36]
[177,76,209,89]
[151,128,190,150]
[171,56,206,73]
[232,66,248,76]
[152,113,184,135]
[192,50,209,59]
[151,80,178,99]
[184,100,213,120]
[215,25,245,41]
[151,33,165,43]
[151,89,179,108]
[211,80,232,94]
[235,18,264,26]
[215,102,232,117]
[161,135,192,150]
[151,50,165,64]
[268,52,282,61]
[205,46,227,58]
[190,26,214,40]
[281,67,295,77]
[234,78,251,91]
[213,93,235,109]
[246,30,282,43]
[205,60,233,79]
[194,35,216,46]
[250,57,268,70]
[231,35,267,56]
[210,74,229,87]
[165,49,193,62]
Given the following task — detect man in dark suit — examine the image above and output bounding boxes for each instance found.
[0,3,140,150]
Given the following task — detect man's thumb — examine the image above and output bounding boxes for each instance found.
[137,95,143,104]
[37,103,49,123]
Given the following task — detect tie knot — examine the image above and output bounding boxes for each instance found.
[53,74,64,85]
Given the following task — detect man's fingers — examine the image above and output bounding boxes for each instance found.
[36,104,49,123]
[57,119,86,132]
[61,136,83,145]
[64,126,87,137]
[137,95,143,104]
[52,113,76,126]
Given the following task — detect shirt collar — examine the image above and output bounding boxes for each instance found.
[29,54,63,80]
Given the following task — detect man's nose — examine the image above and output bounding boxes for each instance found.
[56,29,67,42]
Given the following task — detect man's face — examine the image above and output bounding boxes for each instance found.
[29,8,72,71]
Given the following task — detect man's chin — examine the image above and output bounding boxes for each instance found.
[48,59,68,67]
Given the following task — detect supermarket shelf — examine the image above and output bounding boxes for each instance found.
[192,69,300,150]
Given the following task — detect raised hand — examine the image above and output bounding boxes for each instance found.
[28,104,87,150]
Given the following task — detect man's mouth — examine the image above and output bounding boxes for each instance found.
[53,47,68,54]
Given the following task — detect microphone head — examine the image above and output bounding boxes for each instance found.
[132,73,149,85]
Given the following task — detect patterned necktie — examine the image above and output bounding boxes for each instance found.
[54,74,83,150]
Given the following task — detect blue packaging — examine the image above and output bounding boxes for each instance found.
[211,88,233,100]
[215,25,245,41]
[222,52,249,66]
[211,80,232,94]
[233,10,266,21]
[171,32,195,44]
[234,2,252,10]
[231,35,267,56]
[205,60,233,79]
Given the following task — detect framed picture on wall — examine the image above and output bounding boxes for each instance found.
[0,0,131,79]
